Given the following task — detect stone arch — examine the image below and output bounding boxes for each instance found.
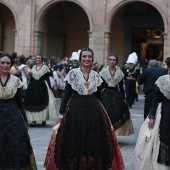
[0,0,18,30]
[103,0,167,65]
[35,0,92,32]
[105,0,167,34]
[0,1,18,53]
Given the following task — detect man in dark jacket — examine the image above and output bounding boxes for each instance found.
[123,52,140,108]
[138,60,167,119]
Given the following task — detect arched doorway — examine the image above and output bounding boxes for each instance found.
[36,1,90,59]
[0,3,15,53]
[109,2,164,66]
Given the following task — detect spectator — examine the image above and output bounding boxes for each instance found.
[92,62,99,72]
[26,57,33,85]
[138,59,167,119]
[66,51,79,73]
[57,64,66,98]
[18,55,31,98]
[52,65,59,98]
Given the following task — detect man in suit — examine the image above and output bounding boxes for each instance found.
[138,59,167,119]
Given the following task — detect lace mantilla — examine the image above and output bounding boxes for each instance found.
[32,65,50,80]
[0,74,23,99]
[64,68,103,95]
[99,66,124,87]
[156,75,170,99]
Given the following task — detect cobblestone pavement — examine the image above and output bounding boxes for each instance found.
[28,94,145,170]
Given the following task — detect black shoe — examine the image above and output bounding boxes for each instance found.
[128,105,132,108]
[42,121,46,126]
[30,121,36,127]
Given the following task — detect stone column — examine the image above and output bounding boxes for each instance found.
[88,31,93,49]
[34,30,44,55]
[163,32,168,60]
[88,30,111,65]
[0,22,2,51]
[166,5,170,60]
[88,30,105,64]
[14,29,18,53]
[103,31,111,65]
[88,23,107,65]
[88,0,106,65]
[166,31,170,59]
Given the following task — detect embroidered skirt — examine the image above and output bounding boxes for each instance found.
[44,95,124,170]
[0,100,37,170]
[101,87,134,136]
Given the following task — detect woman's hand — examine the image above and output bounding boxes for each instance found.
[56,115,63,124]
[148,118,155,129]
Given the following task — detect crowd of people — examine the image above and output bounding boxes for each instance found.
[0,48,170,170]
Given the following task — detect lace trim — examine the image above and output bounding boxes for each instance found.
[155,75,170,99]
[32,65,50,80]
[157,142,170,166]
[99,66,124,87]
[0,74,23,99]
[64,68,103,95]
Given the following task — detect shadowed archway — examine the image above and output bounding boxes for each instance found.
[34,1,91,59]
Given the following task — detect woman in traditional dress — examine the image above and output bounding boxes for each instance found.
[132,57,170,170]
[0,53,37,170]
[44,48,124,170]
[24,55,58,126]
[99,55,134,136]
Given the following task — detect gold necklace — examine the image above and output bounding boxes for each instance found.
[36,64,43,71]
[1,86,6,98]
[84,82,90,89]
[80,67,90,89]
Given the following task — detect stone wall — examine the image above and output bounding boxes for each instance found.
[0,0,169,66]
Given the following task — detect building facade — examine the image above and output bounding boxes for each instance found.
[0,0,169,66]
